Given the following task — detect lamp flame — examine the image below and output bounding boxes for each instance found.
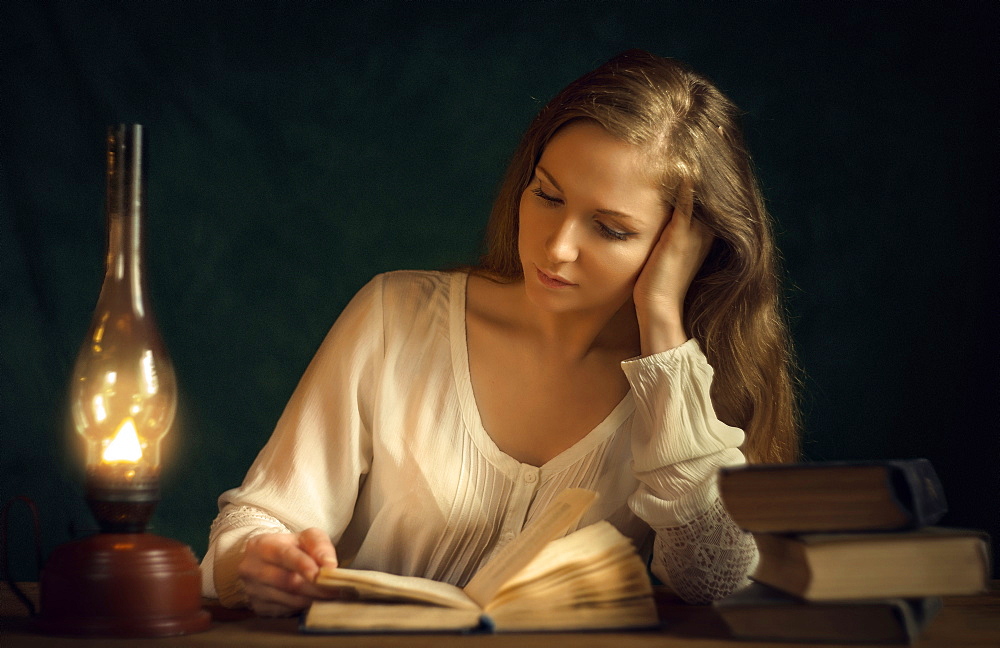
[102,418,143,463]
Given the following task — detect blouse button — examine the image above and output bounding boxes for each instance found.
[524,471,537,483]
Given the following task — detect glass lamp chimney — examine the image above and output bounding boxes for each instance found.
[69,124,176,533]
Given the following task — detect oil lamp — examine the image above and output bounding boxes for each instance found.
[38,124,210,636]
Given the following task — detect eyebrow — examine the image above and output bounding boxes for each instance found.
[536,165,643,226]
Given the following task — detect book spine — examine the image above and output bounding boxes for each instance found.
[888,459,947,528]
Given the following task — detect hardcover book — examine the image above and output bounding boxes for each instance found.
[718,458,947,533]
[752,527,991,601]
[715,582,942,644]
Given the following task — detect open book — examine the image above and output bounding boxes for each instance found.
[302,489,659,633]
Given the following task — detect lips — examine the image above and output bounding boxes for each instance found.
[536,267,576,289]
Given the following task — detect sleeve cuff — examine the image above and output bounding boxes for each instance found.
[621,338,700,373]
[202,503,290,608]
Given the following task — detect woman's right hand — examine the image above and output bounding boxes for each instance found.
[632,179,714,355]
[238,527,339,617]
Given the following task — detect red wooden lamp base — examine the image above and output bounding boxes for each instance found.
[38,533,211,637]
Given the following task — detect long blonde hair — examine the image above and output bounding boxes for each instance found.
[478,50,799,463]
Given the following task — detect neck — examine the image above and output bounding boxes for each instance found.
[518,290,640,362]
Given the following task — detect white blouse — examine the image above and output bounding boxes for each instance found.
[202,271,756,606]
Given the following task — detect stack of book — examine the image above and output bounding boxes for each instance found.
[715,459,991,644]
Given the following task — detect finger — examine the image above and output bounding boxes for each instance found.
[669,180,713,260]
[240,559,313,593]
[247,534,321,581]
[298,579,345,599]
[239,558,340,606]
[245,581,314,617]
[299,527,338,569]
[277,541,324,582]
[692,215,715,257]
[671,178,694,226]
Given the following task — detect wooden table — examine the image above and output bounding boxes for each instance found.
[2,582,998,647]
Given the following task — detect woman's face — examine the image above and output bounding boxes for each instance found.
[518,121,668,317]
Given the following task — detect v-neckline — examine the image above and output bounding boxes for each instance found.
[449,272,634,478]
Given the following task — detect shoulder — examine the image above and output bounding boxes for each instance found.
[328,270,455,330]
[370,270,465,328]
[376,269,458,299]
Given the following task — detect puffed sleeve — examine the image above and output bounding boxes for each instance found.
[622,338,757,603]
[201,274,384,606]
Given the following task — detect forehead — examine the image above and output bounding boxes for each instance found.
[538,121,666,222]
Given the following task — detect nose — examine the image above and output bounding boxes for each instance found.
[545,217,580,264]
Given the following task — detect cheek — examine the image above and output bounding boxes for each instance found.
[517,200,544,246]
[599,245,653,286]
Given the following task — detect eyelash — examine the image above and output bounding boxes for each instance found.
[597,223,630,241]
[531,187,631,242]
[531,186,561,206]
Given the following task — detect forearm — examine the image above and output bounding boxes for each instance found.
[623,339,753,602]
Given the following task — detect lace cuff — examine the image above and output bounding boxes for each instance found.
[210,504,290,537]
[651,498,757,604]
[205,505,291,607]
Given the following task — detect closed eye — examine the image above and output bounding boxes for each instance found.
[596,221,631,241]
[531,187,562,206]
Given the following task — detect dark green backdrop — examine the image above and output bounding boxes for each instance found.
[2,1,997,581]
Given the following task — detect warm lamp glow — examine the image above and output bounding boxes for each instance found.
[102,418,143,463]
[71,326,176,477]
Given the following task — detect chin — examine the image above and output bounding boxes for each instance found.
[523,280,572,311]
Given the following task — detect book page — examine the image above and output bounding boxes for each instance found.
[495,520,630,591]
[462,488,596,607]
[486,523,652,613]
[315,567,478,610]
[303,601,483,633]
[488,554,651,612]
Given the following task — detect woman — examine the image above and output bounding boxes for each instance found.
[202,50,798,616]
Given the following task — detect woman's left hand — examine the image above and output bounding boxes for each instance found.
[632,179,714,354]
